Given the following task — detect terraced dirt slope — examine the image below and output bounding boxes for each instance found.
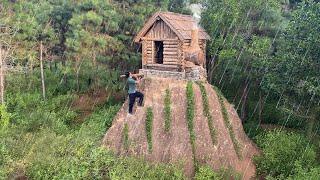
[102,78,259,179]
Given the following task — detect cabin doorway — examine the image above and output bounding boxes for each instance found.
[154,41,163,64]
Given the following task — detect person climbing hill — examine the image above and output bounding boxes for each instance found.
[125,71,144,114]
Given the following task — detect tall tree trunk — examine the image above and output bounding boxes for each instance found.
[0,47,4,104]
[240,80,250,122]
[40,41,46,100]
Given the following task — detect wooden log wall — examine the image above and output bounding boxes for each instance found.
[163,40,179,65]
[141,19,207,70]
[143,40,153,65]
[142,41,147,66]
[178,41,184,69]
[142,19,181,67]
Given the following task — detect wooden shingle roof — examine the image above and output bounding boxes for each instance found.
[134,11,210,43]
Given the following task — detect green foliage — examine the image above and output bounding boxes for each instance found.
[262,1,320,135]
[146,107,153,153]
[108,155,185,179]
[288,165,320,180]
[0,64,187,179]
[168,0,192,14]
[254,131,317,179]
[195,166,220,180]
[186,81,197,168]
[0,101,118,178]
[6,91,75,133]
[213,86,242,159]
[200,0,290,131]
[186,82,196,147]
[243,120,264,139]
[201,0,284,81]
[88,104,120,130]
[0,105,11,132]
[1,0,57,66]
[196,82,217,145]
[0,85,184,179]
[195,166,242,180]
[164,89,172,132]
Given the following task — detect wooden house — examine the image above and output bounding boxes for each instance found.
[134,12,210,73]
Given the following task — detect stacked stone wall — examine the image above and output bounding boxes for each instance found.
[140,66,207,81]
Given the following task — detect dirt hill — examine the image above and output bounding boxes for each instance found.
[102,78,259,179]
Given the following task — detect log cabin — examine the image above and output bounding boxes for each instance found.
[134,11,210,81]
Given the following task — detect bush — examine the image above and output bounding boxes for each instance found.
[243,120,264,139]
[109,156,185,179]
[288,165,320,180]
[0,105,11,131]
[195,166,241,180]
[254,131,317,179]
[0,140,12,179]
[6,93,76,134]
[195,166,220,180]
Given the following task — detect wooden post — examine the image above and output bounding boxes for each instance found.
[0,47,4,104]
[40,41,46,100]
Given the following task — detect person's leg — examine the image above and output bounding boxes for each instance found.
[135,91,144,106]
[128,93,135,114]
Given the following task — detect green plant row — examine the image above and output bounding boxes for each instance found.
[196,82,217,145]
[146,107,153,153]
[164,89,172,132]
[186,82,197,167]
[123,123,129,150]
[213,86,242,159]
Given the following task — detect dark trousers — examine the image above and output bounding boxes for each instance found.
[128,91,144,114]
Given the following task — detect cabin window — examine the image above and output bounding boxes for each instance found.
[154,41,163,64]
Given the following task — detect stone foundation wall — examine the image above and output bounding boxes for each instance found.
[140,66,207,81]
[185,66,207,81]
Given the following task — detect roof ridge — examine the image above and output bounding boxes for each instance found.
[159,11,194,18]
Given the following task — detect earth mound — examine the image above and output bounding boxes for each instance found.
[102,78,259,179]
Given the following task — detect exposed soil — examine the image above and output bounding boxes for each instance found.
[71,88,124,123]
[103,78,260,179]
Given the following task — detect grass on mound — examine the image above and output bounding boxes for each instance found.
[123,123,129,150]
[196,82,217,145]
[213,86,242,159]
[164,89,172,132]
[146,107,153,153]
[186,82,197,167]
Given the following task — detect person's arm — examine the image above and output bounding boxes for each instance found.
[128,78,135,84]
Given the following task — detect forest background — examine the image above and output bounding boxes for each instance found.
[0,0,319,179]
